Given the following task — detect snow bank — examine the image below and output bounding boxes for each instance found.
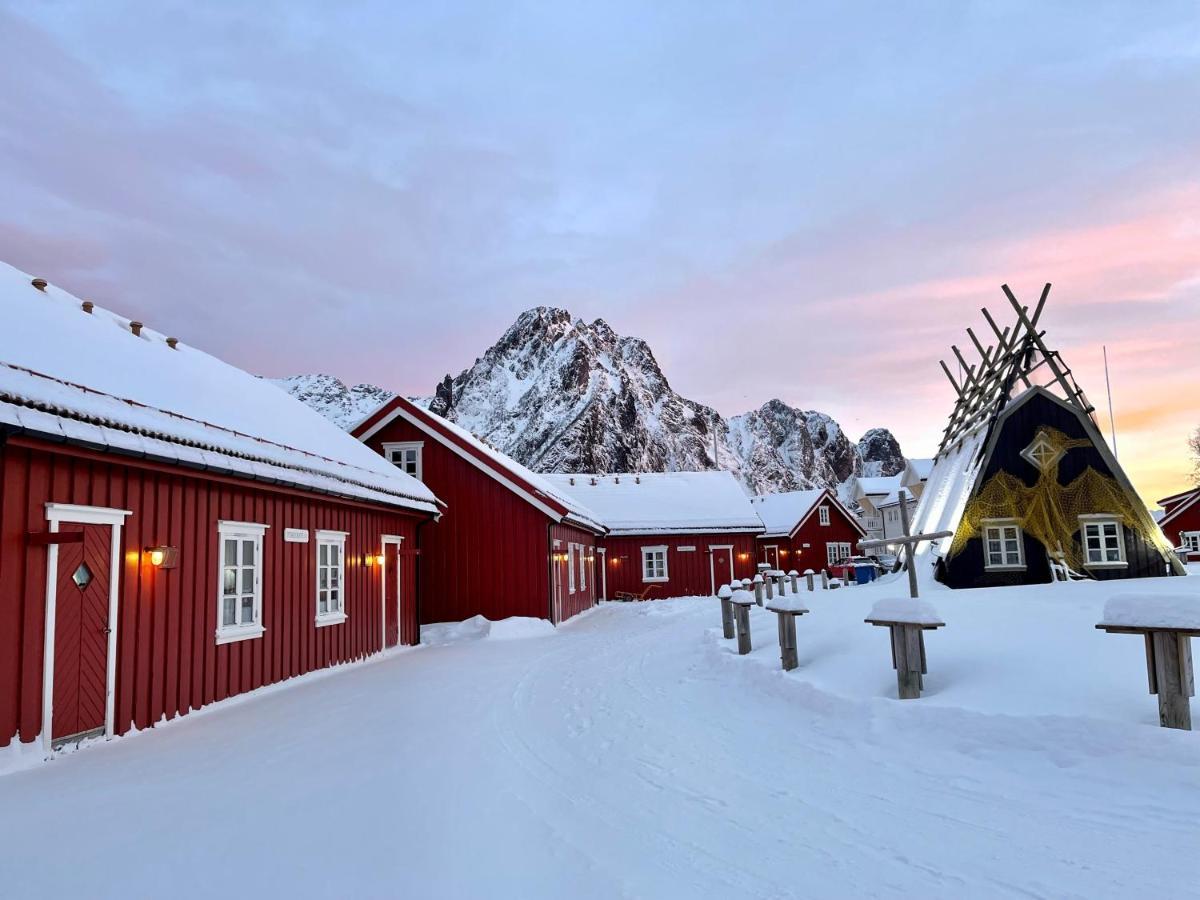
[867,597,944,626]
[422,615,556,645]
[1101,593,1200,630]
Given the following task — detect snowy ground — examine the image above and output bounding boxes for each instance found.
[2,573,1198,898]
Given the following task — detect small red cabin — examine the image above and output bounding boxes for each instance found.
[353,396,607,625]
[749,488,867,572]
[1158,487,1200,562]
[545,472,764,598]
[0,263,441,754]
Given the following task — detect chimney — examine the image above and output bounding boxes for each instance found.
[589,477,596,486]
[166,337,179,350]
[569,477,575,486]
[130,321,143,337]
[81,301,94,314]
[635,475,641,484]
[31,277,48,292]
[614,476,620,484]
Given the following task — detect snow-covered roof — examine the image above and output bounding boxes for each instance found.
[902,458,934,485]
[355,397,606,533]
[907,426,990,579]
[852,474,902,498]
[750,489,825,536]
[544,471,764,535]
[0,263,439,514]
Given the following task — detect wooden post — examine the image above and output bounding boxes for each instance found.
[821,569,829,589]
[752,575,764,606]
[735,604,752,655]
[776,573,787,596]
[764,573,774,601]
[776,614,798,671]
[1150,631,1193,730]
[804,569,815,591]
[789,570,800,592]
[890,624,926,699]
[897,489,917,599]
[717,585,735,640]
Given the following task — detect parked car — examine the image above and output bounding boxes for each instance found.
[829,556,883,582]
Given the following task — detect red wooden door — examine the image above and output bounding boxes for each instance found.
[52,525,111,742]
[762,546,779,569]
[384,543,401,648]
[710,546,734,593]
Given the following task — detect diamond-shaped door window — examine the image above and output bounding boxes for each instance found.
[72,563,93,590]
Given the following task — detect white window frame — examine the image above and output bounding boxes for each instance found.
[216,521,267,645]
[567,543,577,594]
[579,544,587,591]
[818,505,831,526]
[1180,531,1200,553]
[315,530,349,627]
[825,542,851,567]
[1079,515,1127,568]
[382,441,423,480]
[981,518,1025,571]
[641,546,669,583]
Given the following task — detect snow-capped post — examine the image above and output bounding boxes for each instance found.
[820,569,829,590]
[752,574,764,606]
[763,571,774,601]
[1096,594,1199,730]
[789,569,800,592]
[767,593,809,671]
[731,589,755,655]
[775,572,787,596]
[865,598,945,699]
[858,490,953,600]
[716,584,736,640]
[804,569,815,591]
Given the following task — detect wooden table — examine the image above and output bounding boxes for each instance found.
[865,616,945,699]
[1095,623,1197,730]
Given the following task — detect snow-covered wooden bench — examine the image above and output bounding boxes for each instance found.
[730,589,756,655]
[865,598,946,699]
[766,594,809,671]
[716,584,736,639]
[1096,594,1199,730]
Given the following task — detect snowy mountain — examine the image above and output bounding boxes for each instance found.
[276,307,906,495]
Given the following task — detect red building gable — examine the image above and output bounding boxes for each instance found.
[1158,487,1200,561]
[353,396,606,625]
[750,488,867,573]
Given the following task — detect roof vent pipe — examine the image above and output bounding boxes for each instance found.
[81,300,94,314]
[130,321,143,337]
[31,277,48,291]
[166,337,179,350]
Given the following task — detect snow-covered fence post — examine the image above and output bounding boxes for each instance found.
[820,569,829,590]
[731,590,755,655]
[804,569,815,591]
[763,571,774,601]
[717,584,735,640]
[789,569,799,592]
[1096,594,1199,730]
[752,574,764,606]
[767,595,809,671]
[775,572,787,596]
[865,599,945,700]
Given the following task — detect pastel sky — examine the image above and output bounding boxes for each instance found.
[2,2,1198,503]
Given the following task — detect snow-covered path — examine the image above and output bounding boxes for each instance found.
[2,588,1198,898]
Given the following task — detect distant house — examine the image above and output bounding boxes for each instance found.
[847,474,900,543]
[750,489,867,571]
[545,472,764,598]
[353,396,607,625]
[1157,486,1200,562]
[0,264,441,754]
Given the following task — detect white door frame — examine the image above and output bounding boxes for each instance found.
[761,544,779,567]
[380,535,405,649]
[42,503,131,751]
[708,544,735,596]
[597,547,607,601]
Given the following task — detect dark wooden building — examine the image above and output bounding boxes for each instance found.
[0,264,441,754]
[546,472,764,598]
[353,396,607,625]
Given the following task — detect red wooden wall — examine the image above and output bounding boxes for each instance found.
[364,417,557,624]
[0,437,424,749]
[601,533,759,599]
[550,522,600,622]
[1161,495,1200,561]
[759,503,865,573]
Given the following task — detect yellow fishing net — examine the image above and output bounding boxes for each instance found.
[948,426,1172,573]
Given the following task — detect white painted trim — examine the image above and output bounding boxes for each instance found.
[640,545,669,583]
[217,520,269,535]
[597,547,607,601]
[1159,490,1200,528]
[381,441,424,481]
[42,504,131,751]
[216,522,267,644]
[761,544,779,565]
[314,531,348,624]
[361,405,567,523]
[708,543,735,595]
[818,505,831,526]
[981,518,1025,571]
[380,534,405,650]
[1079,516,1127,568]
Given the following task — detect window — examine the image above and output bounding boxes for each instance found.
[641,546,668,583]
[1182,532,1200,553]
[1020,430,1066,473]
[383,442,423,480]
[579,545,587,591]
[1081,517,1126,567]
[316,530,348,626]
[819,505,831,526]
[217,522,266,644]
[826,542,851,567]
[982,520,1024,570]
[567,544,576,593]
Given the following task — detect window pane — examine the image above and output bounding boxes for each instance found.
[330,568,339,588]
[319,591,327,614]
[330,589,340,611]
[988,552,1002,566]
[241,595,254,624]
[224,539,237,563]
[241,567,254,593]
[223,567,236,595]
[331,545,340,565]
[319,543,328,566]
[243,540,255,566]
[222,596,236,626]
[1103,523,1117,537]
[319,568,328,590]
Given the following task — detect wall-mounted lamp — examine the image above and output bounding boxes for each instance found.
[145,546,179,569]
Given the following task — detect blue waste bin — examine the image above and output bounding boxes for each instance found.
[854,564,875,585]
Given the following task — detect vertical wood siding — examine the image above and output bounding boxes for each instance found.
[550,522,600,622]
[0,439,422,749]
[601,533,759,599]
[779,505,866,573]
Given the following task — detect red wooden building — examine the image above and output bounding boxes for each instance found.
[545,472,764,598]
[0,264,441,754]
[353,396,607,624]
[1158,487,1200,562]
[749,488,867,572]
